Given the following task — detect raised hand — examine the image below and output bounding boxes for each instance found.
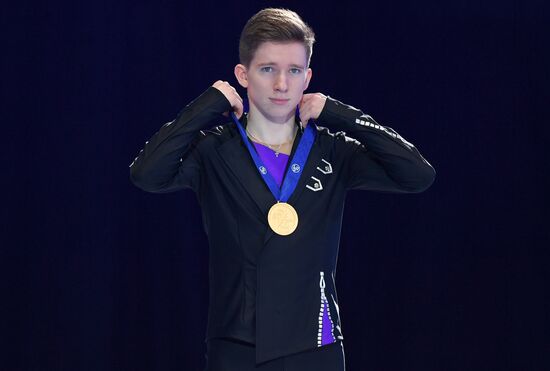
[299,93,327,127]
[212,80,244,119]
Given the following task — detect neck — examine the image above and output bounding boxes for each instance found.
[246,105,297,145]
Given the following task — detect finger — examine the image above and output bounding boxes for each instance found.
[301,113,309,128]
[233,91,243,105]
[298,108,306,124]
[233,98,243,117]
[228,85,242,101]
[299,99,310,118]
[299,107,310,125]
[235,100,244,119]
[299,95,308,109]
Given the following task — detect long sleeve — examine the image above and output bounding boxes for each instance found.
[316,96,436,193]
[129,86,231,193]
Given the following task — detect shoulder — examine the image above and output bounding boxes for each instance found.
[315,124,361,148]
[194,121,239,149]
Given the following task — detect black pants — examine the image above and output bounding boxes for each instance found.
[203,338,346,371]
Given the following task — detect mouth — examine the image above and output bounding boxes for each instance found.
[269,98,290,105]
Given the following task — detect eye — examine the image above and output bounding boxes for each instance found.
[290,68,302,74]
[260,66,273,72]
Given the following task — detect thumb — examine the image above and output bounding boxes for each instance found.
[300,111,309,128]
[299,109,309,127]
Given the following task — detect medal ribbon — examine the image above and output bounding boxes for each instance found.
[230,110,316,202]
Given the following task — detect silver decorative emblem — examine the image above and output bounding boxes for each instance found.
[291,163,301,173]
[259,166,267,175]
[316,159,333,175]
[306,176,323,192]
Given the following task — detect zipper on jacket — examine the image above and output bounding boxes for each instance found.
[317,271,336,346]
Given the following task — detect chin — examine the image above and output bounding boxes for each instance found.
[270,109,295,121]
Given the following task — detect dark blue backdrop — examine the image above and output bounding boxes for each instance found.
[2,1,548,370]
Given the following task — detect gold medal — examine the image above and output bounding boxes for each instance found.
[268,202,299,236]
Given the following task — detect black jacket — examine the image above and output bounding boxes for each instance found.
[129,86,436,364]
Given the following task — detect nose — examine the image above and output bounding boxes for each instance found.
[274,72,288,92]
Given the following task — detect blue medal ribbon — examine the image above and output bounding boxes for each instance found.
[230,110,316,202]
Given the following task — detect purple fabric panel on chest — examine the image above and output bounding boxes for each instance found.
[252,142,290,188]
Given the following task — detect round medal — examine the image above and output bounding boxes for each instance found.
[268,202,299,236]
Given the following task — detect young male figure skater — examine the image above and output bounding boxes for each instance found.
[130,8,435,371]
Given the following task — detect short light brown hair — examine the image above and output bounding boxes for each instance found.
[239,8,316,68]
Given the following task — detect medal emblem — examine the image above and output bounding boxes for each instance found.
[268,202,299,235]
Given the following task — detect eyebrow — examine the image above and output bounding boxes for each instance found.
[257,62,306,69]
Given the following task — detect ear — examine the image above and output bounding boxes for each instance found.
[234,64,249,88]
[303,68,313,91]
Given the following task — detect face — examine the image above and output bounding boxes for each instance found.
[235,41,312,124]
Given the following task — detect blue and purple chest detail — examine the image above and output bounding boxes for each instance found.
[251,141,290,188]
